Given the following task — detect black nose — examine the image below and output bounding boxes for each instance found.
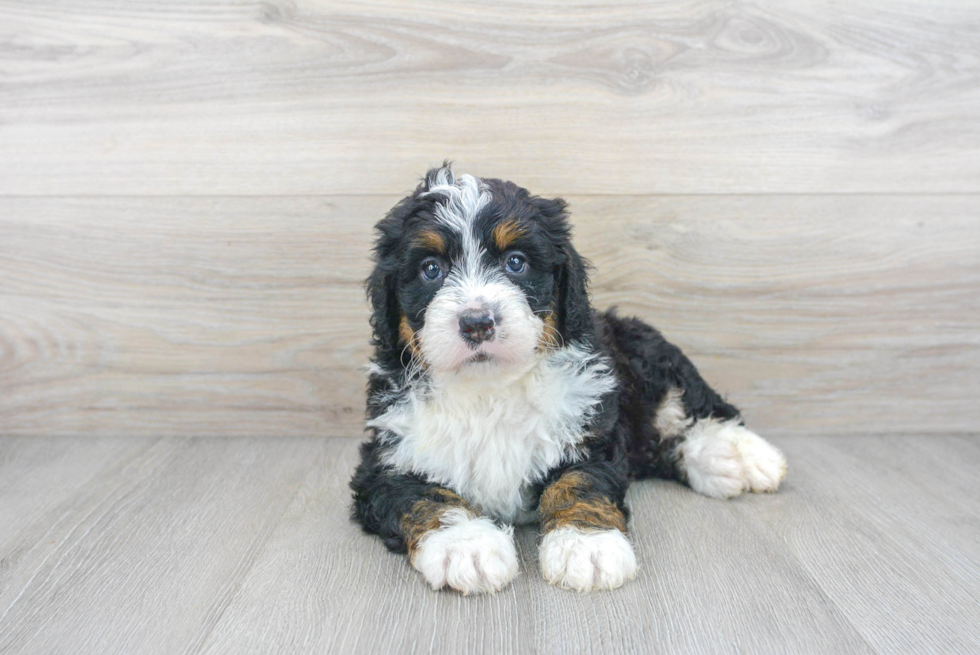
[458,309,495,344]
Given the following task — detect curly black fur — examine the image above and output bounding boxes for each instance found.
[350,165,746,554]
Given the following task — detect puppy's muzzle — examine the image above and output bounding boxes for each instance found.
[458,309,495,345]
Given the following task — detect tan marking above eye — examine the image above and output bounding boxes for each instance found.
[492,219,525,250]
[415,230,445,254]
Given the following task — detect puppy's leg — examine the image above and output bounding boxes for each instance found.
[675,415,787,498]
[537,463,637,592]
[351,443,518,594]
[403,496,519,595]
[655,383,787,500]
[600,310,786,499]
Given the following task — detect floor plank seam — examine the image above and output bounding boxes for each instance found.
[185,440,329,655]
[0,437,162,556]
[0,438,174,653]
[0,438,164,624]
[745,501,882,654]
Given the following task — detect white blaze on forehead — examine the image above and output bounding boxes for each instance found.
[420,172,491,281]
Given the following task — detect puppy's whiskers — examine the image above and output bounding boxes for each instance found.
[407,327,430,379]
[399,326,429,380]
[535,311,564,351]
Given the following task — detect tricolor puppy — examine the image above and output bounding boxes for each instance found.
[350,165,787,594]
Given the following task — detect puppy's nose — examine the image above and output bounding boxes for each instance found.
[458,309,495,344]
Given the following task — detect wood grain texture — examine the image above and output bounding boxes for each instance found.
[2,195,977,437]
[523,470,874,655]
[748,436,980,653]
[0,437,323,654]
[0,196,379,438]
[2,435,979,654]
[197,436,538,655]
[0,436,150,543]
[200,436,875,655]
[1,0,979,195]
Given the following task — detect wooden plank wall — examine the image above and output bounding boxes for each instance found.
[1,0,978,437]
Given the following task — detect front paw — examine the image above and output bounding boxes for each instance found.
[412,509,519,595]
[539,527,638,592]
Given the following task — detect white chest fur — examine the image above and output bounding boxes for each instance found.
[368,347,616,523]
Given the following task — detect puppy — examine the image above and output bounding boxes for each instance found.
[350,164,787,594]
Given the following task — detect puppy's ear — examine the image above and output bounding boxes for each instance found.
[367,162,452,366]
[531,196,594,344]
[366,197,413,366]
[555,239,593,344]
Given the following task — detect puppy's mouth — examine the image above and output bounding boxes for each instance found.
[468,352,494,364]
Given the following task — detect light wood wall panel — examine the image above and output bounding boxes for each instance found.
[2,0,978,438]
[1,0,979,195]
[2,195,977,437]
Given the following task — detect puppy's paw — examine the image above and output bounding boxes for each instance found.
[679,420,787,498]
[539,527,638,592]
[728,427,787,493]
[680,430,747,499]
[412,509,518,595]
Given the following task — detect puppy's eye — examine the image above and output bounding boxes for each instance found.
[420,257,444,282]
[504,252,527,275]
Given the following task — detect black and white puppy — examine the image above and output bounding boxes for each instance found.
[351,164,787,594]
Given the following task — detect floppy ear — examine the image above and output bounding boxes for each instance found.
[555,239,594,344]
[366,198,412,367]
[530,196,594,344]
[367,164,453,367]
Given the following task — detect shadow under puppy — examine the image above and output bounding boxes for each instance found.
[350,164,787,594]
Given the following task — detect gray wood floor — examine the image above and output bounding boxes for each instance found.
[1,435,977,654]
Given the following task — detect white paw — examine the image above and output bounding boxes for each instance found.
[412,509,519,595]
[680,429,747,499]
[728,426,787,493]
[539,527,638,592]
[679,420,787,498]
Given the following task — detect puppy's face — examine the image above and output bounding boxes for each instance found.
[369,166,588,376]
